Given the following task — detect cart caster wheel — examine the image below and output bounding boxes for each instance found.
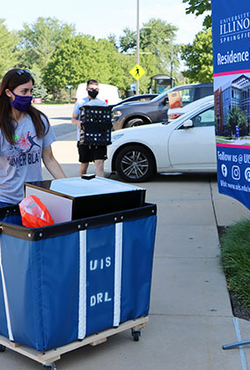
[131,329,141,342]
[43,362,56,370]
[0,344,6,352]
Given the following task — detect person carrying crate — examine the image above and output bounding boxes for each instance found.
[71,79,109,177]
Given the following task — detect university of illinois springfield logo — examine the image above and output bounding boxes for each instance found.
[219,12,250,44]
[8,132,41,167]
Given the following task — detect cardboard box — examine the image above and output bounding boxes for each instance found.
[24,177,146,223]
[168,91,183,109]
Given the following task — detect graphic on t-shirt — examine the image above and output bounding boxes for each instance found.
[7,132,41,168]
[27,131,41,152]
[15,132,41,153]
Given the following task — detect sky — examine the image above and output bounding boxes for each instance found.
[1,0,205,45]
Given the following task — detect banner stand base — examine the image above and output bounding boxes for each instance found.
[223,339,250,350]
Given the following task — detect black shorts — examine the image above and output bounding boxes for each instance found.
[77,142,107,163]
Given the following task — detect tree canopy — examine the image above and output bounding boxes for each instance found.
[0,11,211,99]
[181,28,213,82]
[42,17,181,96]
[43,35,125,97]
[227,106,249,137]
[182,0,211,28]
[119,18,179,77]
[17,17,76,71]
[0,20,19,78]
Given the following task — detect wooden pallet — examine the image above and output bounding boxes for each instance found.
[0,316,149,368]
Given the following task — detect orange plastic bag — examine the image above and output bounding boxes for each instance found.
[19,195,54,228]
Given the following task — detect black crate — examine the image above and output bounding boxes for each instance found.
[79,105,112,145]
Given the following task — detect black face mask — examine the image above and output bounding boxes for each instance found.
[88,90,99,99]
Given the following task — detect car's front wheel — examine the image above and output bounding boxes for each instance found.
[124,118,144,128]
[115,145,155,182]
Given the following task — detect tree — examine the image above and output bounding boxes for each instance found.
[119,28,136,53]
[0,20,19,78]
[31,68,48,99]
[17,17,76,70]
[119,19,180,85]
[181,28,213,82]
[138,52,159,93]
[182,0,211,28]
[116,51,159,95]
[90,38,124,88]
[43,35,124,99]
[140,19,179,74]
[107,34,118,51]
[226,106,249,137]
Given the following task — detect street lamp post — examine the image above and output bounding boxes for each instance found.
[165,38,174,88]
[170,40,173,87]
[136,0,140,95]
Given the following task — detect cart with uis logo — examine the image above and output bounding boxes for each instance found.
[0,177,156,369]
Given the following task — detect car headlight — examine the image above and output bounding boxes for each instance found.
[112,133,124,142]
[112,110,122,118]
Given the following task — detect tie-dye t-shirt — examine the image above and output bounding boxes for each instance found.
[0,113,56,204]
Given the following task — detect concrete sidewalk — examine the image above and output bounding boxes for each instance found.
[3,106,250,369]
[41,131,250,370]
[144,176,250,370]
[44,105,250,369]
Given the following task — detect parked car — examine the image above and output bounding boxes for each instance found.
[111,82,213,130]
[105,98,216,182]
[168,95,214,120]
[109,93,158,109]
[75,83,121,105]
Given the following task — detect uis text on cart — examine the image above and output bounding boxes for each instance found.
[90,257,111,270]
[90,256,112,307]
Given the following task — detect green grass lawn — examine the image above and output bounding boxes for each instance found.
[220,218,250,309]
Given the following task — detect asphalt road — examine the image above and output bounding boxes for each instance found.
[37,103,77,139]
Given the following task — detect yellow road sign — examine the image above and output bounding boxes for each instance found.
[129,64,146,81]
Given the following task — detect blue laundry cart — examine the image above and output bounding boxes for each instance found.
[0,177,157,369]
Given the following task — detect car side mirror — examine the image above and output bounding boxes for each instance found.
[163,97,169,106]
[182,120,194,128]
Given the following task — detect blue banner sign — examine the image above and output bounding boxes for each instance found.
[211,0,250,209]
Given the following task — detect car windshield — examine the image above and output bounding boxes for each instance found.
[150,87,175,102]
